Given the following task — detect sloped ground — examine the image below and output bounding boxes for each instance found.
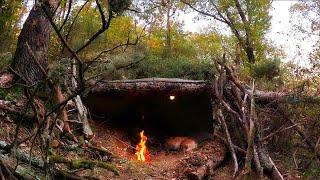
[0,110,227,179]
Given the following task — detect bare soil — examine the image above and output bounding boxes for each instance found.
[0,113,227,179]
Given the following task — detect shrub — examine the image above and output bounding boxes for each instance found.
[252,57,281,80]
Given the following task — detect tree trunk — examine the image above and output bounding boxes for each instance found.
[234,43,241,74]
[165,0,172,58]
[11,1,73,133]
[12,1,56,85]
[245,45,255,64]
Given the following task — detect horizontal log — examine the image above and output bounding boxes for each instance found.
[88,78,291,100]
[89,78,212,95]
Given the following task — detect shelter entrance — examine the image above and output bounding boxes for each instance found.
[84,78,214,142]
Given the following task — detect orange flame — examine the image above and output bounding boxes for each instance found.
[135,130,151,163]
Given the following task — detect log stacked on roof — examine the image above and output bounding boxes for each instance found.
[89,78,213,96]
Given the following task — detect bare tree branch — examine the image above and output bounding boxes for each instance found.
[58,0,73,32]
[181,0,227,23]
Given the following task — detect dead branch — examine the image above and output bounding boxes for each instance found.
[0,157,17,180]
[244,81,255,171]
[58,0,72,32]
[0,140,119,178]
[253,145,263,178]
[64,0,90,43]
[316,135,320,153]
[213,133,246,155]
[212,59,290,178]
[71,57,93,138]
[74,2,113,54]
[288,118,320,160]
[261,123,299,142]
[42,5,85,87]
[217,109,238,177]
[268,157,284,180]
[92,41,139,61]
[26,42,71,133]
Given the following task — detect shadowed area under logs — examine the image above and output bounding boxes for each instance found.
[84,78,214,138]
[79,78,227,179]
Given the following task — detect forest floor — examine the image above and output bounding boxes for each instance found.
[87,120,228,179]
[0,108,229,179]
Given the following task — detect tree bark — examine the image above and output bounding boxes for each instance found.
[12,1,57,85]
[11,1,73,133]
[165,0,172,58]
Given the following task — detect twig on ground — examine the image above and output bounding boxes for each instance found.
[268,157,284,180]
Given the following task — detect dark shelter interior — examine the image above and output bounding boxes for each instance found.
[83,78,214,140]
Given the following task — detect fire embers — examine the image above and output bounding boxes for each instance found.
[164,137,197,152]
[135,130,151,163]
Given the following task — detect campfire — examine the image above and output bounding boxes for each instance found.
[135,130,151,163]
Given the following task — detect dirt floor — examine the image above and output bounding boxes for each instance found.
[0,109,228,179]
[83,119,227,179]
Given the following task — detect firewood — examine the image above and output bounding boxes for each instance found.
[186,160,214,180]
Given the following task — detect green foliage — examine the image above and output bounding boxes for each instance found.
[48,58,69,85]
[59,4,222,81]
[302,161,320,179]
[117,54,216,80]
[186,0,272,64]
[281,102,320,178]
[110,0,132,15]
[252,57,281,80]
[0,52,12,69]
[61,5,137,60]
[0,86,23,101]
[0,1,24,53]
